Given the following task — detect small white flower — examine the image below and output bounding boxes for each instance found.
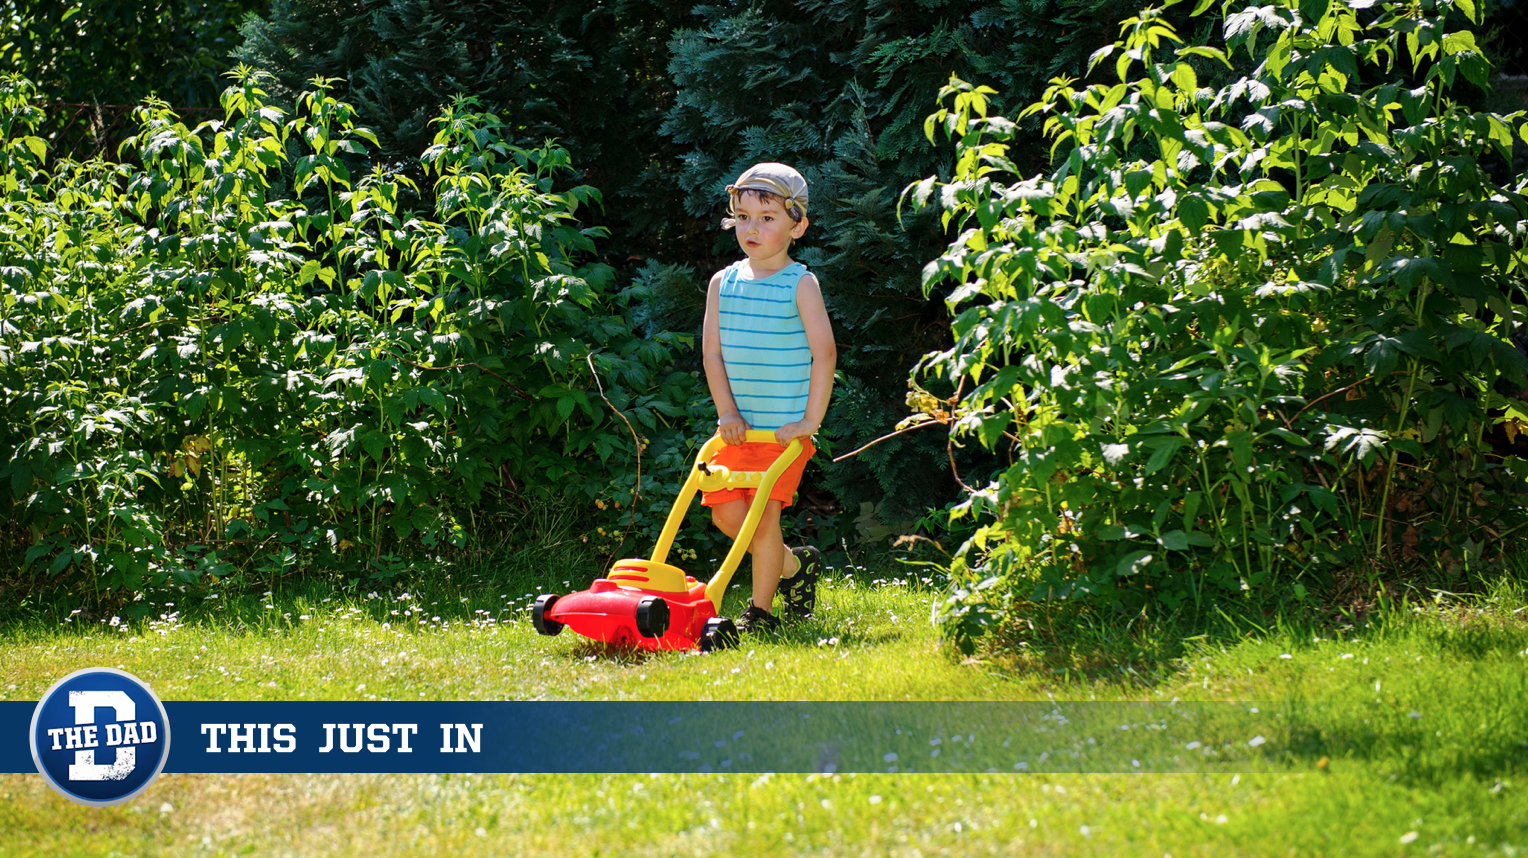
[883,752,898,763]
[1248,735,1266,747]
[1279,653,1292,659]
[869,795,882,804]
[1399,831,1419,844]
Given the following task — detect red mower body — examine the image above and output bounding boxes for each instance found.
[534,432,804,652]
[541,578,715,651]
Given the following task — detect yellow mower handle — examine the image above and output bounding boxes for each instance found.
[647,431,805,612]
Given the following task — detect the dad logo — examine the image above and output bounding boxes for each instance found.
[29,668,171,806]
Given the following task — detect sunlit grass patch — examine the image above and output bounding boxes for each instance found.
[2,568,1528,855]
[1,770,1523,857]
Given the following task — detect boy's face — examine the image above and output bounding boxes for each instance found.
[733,191,808,264]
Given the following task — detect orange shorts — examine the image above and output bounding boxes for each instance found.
[700,438,816,509]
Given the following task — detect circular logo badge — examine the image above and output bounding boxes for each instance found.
[30,668,171,806]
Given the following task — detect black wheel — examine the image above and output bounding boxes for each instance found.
[533,594,563,636]
[698,616,738,653]
[635,596,670,638]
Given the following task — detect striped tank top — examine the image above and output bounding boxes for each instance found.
[718,260,813,431]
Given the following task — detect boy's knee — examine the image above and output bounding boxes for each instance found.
[711,502,745,535]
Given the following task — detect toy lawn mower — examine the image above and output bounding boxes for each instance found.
[532,430,803,652]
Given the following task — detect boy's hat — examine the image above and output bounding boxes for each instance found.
[726,163,809,219]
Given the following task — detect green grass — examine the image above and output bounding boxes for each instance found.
[2,563,1527,855]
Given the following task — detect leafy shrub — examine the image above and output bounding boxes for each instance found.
[913,0,1528,649]
[0,71,700,592]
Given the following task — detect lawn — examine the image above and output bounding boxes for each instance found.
[1,564,1526,855]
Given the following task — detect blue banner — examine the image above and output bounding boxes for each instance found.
[2,700,1285,774]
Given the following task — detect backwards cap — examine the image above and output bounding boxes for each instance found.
[725,162,809,223]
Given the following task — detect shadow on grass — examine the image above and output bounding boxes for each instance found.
[973,566,1528,693]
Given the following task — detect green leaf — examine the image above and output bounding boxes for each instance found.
[360,429,389,464]
[1177,45,1233,68]
[1159,530,1191,551]
[49,550,74,576]
[1365,336,1403,377]
[1171,62,1199,94]
[1145,438,1188,475]
[1178,195,1210,234]
[1396,328,1443,362]
[1098,524,1130,540]
[1383,255,1449,290]
[1440,31,1478,56]
[978,413,1012,449]
[1224,429,1253,470]
[1183,491,1203,528]
[1114,550,1154,577]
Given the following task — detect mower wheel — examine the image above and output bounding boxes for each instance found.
[635,596,670,638]
[699,616,739,653]
[532,594,563,636]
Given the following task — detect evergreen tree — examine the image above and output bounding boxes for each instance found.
[660,0,1201,518]
[233,0,693,254]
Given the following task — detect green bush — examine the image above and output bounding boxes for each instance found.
[0,71,700,592]
[914,0,1528,649]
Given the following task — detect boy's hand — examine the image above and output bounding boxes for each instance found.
[718,412,749,445]
[774,420,817,447]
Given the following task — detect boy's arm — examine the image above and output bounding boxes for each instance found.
[776,273,837,446]
[703,270,749,445]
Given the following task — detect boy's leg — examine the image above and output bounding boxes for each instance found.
[746,499,787,611]
[709,499,800,611]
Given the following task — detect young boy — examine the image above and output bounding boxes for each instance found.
[702,162,837,633]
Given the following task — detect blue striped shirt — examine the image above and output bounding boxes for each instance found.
[719,261,812,431]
